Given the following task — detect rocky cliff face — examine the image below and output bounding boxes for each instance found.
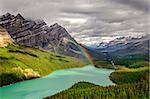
[0,13,82,58]
[0,26,13,47]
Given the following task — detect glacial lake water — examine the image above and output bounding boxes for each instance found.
[0,65,114,99]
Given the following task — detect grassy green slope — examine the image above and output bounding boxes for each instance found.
[94,59,149,70]
[111,54,149,67]
[109,66,149,84]
[0,44,87,86]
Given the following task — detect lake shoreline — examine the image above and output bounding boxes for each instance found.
[0,65,114,99]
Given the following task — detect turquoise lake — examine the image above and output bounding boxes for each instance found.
[0,65,114,99]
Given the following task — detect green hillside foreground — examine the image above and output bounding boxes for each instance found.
[46,62,149,99]
[0,44,87,87]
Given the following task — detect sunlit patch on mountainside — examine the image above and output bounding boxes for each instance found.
[0,26,13,47]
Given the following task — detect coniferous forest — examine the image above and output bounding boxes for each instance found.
[46,61,149,99]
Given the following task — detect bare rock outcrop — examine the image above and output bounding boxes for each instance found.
[0,26,13,47]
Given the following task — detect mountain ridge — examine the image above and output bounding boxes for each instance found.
[0,13,83,58]
[95,35,149,54]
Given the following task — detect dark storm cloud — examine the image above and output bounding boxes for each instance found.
[0,0,149,45]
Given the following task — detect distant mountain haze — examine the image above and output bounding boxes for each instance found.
[95,35,150,54]
[93,35,150,63]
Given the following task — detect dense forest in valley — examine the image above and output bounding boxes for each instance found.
[45,61,149,99]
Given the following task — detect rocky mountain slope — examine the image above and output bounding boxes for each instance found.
[0,26,13,47]
[0,13,82,58]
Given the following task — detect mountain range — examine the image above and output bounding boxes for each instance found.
[0,13,149,65]
[95,35,149,53]
[93,35,150,66]
[0,13,83,58]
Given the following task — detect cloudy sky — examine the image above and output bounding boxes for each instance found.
[0,0,149,45]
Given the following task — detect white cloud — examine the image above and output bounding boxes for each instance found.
[59,18,87,24]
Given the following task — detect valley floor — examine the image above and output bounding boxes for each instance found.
[45,63,149,99]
